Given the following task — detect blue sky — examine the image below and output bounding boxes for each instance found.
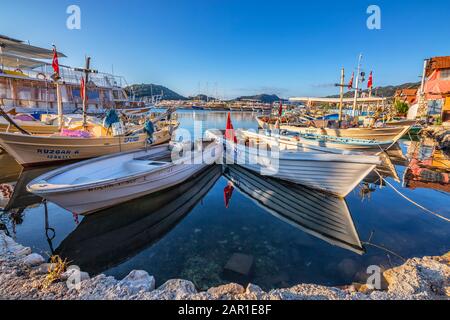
[1,0,450,99]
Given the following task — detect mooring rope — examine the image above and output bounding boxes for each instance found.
[374,169,450,223]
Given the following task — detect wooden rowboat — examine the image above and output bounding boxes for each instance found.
[209,130,381,197]
[0,123,174,167]
[27,140,221,215]
[277,125,411,143]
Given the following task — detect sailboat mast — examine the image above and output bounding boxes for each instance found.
[339,68,345,122]
[82,57,90,128]
[352,54,363,117]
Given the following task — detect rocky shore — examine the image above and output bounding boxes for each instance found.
[1,231,448,300]
[422,125,450,151]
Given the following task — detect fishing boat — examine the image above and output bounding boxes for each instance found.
[27,140,221,215]
[223,165,364,254]
[52,166,221,274]
[0,124,173,167]
[0,115,59,134]
[279,125,411,143]
[208,130,380,197]
[291,132,394,151]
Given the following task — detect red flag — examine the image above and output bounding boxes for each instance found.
[224,182,234,208]
[278,101,283,117]
[52,46,60,77]
[348,72,354,90]
[367,71,373,89]
[225,112,237,144]
[80,77,85,101]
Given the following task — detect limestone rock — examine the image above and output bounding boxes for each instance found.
[146,279,197,300]
[22,253,45,267]
[207,283,245,299]
[118,270,155,294]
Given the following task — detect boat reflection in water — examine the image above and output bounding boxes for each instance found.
[403,140,450,193]
[222,165,365,255]
[54,165,222,275]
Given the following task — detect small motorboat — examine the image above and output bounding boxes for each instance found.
[27,140,221,215]
[208,130,381,198]
[288,132,394,151]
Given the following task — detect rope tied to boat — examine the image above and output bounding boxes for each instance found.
[374,169,450,223]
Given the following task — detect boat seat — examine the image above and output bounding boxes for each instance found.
[72,177,93,184]
[123,160,166,174]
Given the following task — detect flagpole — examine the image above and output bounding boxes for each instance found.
[352,54,363,117]
[56,82,63,130]
[339,68,345,122]
[82,57,90,129]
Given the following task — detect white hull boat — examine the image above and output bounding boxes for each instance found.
[209,130,380,197]
[27,141,221,215]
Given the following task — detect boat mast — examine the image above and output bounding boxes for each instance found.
[339,67,345,122]
[74,57,97,128]
[352,54,363,117]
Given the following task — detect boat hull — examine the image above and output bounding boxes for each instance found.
[0,130,171,167]
[0,118,59,135]
[27,143,221,215]
[217,133,380,198]
[280,126,411,143]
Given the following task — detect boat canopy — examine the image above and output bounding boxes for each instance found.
[0,52,48,69]
[0,35,66,59]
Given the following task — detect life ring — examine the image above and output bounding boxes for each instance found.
[36,73,46,80]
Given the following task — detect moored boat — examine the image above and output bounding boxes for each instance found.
[209,130,381,197]
[279,125,411,143]
[27,140,221,215]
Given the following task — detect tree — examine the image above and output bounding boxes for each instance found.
[394,100,409,116]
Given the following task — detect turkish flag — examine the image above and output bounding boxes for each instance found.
[52,46,60,77]
[224,183,234,208]
[348,72,354,90]
[225,112,237,144]
[80,77,86,101]
[278,101,283,117]
[367,71,373,89]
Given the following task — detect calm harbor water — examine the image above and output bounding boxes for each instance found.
[0,110,449,291]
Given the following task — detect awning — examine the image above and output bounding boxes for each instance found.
[0,52,48,69]
[0,35,66,59]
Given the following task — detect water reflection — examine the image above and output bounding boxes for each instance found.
[403,140,450,193]
[53,166,222,275]
[223,165,365,254]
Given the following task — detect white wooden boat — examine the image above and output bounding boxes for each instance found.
[27,141,221,215]
[292,132,394,151]
[0,126,172,167]
[280,125,411,143]
[53,166,221,274]
[223,165,364,254]
[209,130,380,197]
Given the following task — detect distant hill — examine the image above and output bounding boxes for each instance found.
[234,94,284,103]
[327,82,421,98]
[126,84,187,100]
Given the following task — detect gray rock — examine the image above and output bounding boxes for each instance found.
[147,279,197,300]
[22,253,45,267]
[34,263,58,275]
[207,283,245,299]
[118,270,155,294]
